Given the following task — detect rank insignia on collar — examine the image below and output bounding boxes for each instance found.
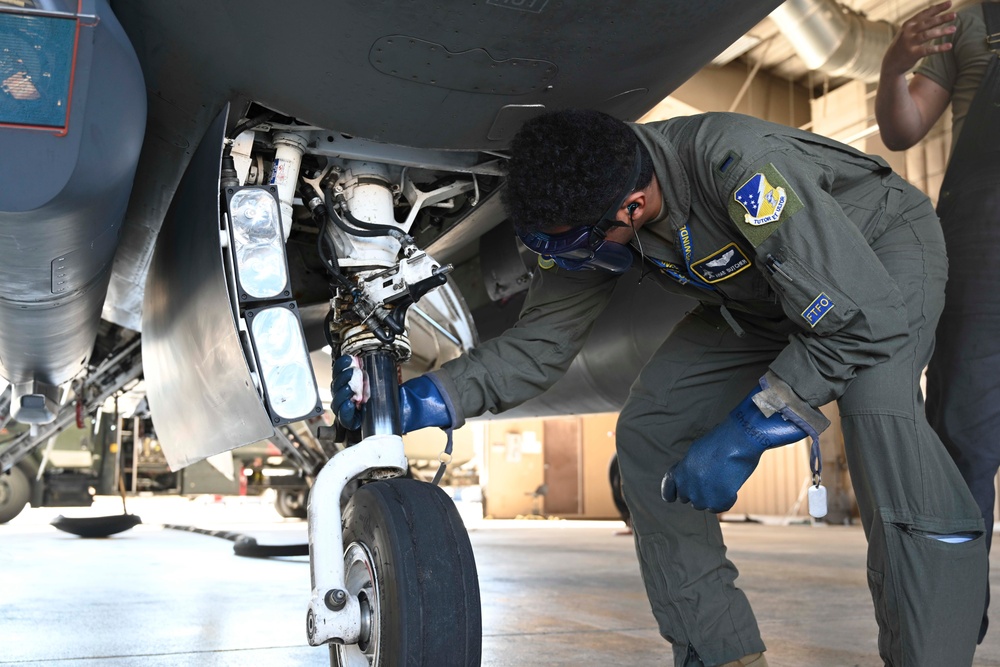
[735,172,786,226]
[691,243,751,283]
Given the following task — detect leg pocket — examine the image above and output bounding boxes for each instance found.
[866,567,898,664]
[868,511,986,667]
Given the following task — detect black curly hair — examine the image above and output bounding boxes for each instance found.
[502,109,653,235]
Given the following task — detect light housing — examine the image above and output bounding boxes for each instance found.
[224,185,291,302]
[245,301,323,426]
[220,181,322,427]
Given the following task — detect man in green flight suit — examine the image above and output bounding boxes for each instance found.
[334,109,987,666]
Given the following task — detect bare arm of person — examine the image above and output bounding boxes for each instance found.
[875,1,956,150]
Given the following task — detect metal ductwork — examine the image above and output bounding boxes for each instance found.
[770,0,895,82]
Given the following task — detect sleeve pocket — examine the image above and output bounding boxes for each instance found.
[761,245,860,336]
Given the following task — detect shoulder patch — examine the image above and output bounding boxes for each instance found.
[690,243,751,283]
[727,163,803,247]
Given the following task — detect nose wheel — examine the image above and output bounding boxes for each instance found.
[329,477,481,667]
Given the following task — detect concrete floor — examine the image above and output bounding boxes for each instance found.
[2,495,1000,666]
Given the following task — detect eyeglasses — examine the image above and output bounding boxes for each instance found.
[516,145,641,274]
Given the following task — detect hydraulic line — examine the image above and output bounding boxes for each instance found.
[324,188,407,241]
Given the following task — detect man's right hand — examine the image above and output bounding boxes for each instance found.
[332,354,369,431]
[332,354,454,433]
[881,1,956,78]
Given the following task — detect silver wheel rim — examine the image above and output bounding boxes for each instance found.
[334,541,381,666]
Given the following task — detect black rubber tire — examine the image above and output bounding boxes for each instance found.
[274,488,309,519]
[331,478,481,666]
[609,454,631,526]
[0,464,31,524]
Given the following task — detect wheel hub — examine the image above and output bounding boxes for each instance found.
[334,542,381,665]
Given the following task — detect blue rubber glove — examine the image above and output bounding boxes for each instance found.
[660,385,807,512]
[399,375,453,432]
[332,354,367,431]
[332,355,453,433]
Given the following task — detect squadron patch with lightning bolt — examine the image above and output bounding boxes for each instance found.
[728,163,803,247]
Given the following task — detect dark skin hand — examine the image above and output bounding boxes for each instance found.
[881,1,957,77]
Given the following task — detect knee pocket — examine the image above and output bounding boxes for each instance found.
[867,512,986,665]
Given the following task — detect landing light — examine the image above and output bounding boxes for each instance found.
[245,302,322,425]
[224,186,290,301]
[222,184,321,426]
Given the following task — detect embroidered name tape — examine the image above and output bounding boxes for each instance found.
[802,293,834,327]
[691,243,751,283]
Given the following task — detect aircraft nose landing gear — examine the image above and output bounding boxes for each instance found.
[306,159,481,666]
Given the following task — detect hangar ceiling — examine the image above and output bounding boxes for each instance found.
[642,0,965,204]
[740,0,964,89]
[645,0,971,121]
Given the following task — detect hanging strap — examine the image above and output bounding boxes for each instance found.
[938,2,1000,202]
[987,2,1000,53]
[430,427,454,486]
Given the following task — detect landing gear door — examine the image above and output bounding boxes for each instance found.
[142,105,275,470]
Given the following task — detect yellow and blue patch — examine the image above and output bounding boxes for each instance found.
[691,243,751,283]
[802,293,834,327]
[735,173,786,225]
[728,164,803,247]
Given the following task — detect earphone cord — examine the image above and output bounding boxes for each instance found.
[630,210,651,284]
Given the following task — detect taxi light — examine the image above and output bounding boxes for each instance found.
[245,302,323,425]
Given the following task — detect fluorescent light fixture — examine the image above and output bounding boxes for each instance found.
[224,185,290,302]
[245,301,323,425]
[711,34,762,67]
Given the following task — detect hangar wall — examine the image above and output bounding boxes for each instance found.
[479,414,620,520]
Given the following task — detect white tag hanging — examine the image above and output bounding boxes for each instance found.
[808,484,828,518]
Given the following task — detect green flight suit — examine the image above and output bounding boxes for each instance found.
[432,113,987,667]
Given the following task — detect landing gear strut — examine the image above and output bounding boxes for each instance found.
[303,159,482,665]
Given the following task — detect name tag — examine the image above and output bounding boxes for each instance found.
[690,243,751,284]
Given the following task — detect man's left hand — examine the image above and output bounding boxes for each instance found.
[661,386,807,512]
